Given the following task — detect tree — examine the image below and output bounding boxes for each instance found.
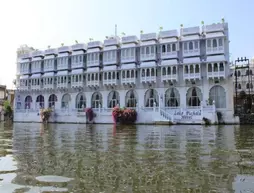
[3,100,13,119]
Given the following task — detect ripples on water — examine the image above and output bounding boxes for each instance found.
[0,122,254,192]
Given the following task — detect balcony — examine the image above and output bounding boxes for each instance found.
[159,30,178,39]
[104,37,120,46]
[31,84,41,90]
[87,41,103,49]
[205,23,224,33]
[140,53,156,61]
[121,77,136,85]
[58,46,70,53]
[32,50,44,57]
[57,82,69,89]
[182,48,200,57]
[141,76,156,83]
[140,33,157,41]
[71,43,87,51]
[161,74,178,82]
[122,36,138,44]
[183,73,201,80]
[87,80,100,87]
[71,81,83,88]
[103,79,118,86]
[207,71,225,79]
[206,46,224,55]
[19,85,30,91]
[43,84,55,90]
[161,51,177,59]
[181,26,200,36]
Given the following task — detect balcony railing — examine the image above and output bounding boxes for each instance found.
[206,46,224,55]
[57,83,69,89]
[71,82,84,88]
[121,77,136,84]
[161,51,178,59]
[121,56,136,63]
[161,74,178,82]
[43,84,55,90]
[31,85,41,90]
[87,60,100,67]
[182,49,200,57]
[183,73,201,80]
[103,79,118,85]
[87,80,100,87]
[207,71,225,78]
[140,54,156,61]
[141,76,156,83]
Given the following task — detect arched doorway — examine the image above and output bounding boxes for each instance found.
[108,91,120,108]
[186,87,202,107]
[36,95,44,109]
[165,88,180,107]
[144,89,159,107]
[24,96,32,109]
[209,85,226,108]
[91,92,102,108]
[48,94,57,108]
[61,93,71,109]
[125,89,138,107]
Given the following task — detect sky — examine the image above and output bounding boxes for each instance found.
[0,0,253,89]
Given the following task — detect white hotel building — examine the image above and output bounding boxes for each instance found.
[14,22,238,124]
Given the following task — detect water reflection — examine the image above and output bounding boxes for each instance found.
[1,123,254,192]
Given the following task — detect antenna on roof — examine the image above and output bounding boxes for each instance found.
[115,24,117,37]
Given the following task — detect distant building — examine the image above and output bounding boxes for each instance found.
[0,85,7,121]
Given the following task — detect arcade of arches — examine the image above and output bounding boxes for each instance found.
[21,86,227,109]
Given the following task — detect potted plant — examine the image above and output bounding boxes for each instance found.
[40,108,52,123]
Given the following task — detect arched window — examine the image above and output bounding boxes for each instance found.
[48,94,57,108]
[91,92,102,108]
[162,45,166,53]
[165,88,180,107]
[212,39,217,47]
[246,70,249,76]
[24,96,32,109]
[219,63,224,71]
[108,91,120,108]
[186,87,202,107]
[237,70,241,77]
[246,83,250,89]
[208,63,212,72]
[238,84,241,89]
[162,67,166,75]
[76,93,86,109]
[189,42,193,50]
[36,95,44,109]
[61,93,71,109]
[125,90,138,107]
[144,89,159,107]
[209,85,226,108]
[172,44,176,51]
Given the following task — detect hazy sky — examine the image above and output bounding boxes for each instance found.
[0,0,253,88]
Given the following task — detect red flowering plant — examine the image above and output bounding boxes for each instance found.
[112,106,137,124]
[85,108,94,121]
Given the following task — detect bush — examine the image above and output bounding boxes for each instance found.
[3,100,13,119]
[85,108,94,121]
[40,108,52,123]
[112,107,137,124]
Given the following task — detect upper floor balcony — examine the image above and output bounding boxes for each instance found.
[140,62,157,83]
[205,23,225,33]
[121,47,136,63]
[182,39,200,57]
[19,75,30,91]
[206,55,226,79]
[32,50,44,58]
[42,72,55,90]
[19,60,30,75]
[103,50,117,65]
[71,43,87,51]
[87,52,100,67]
[206,33,225,55]
[45,48,57,56]
[140,45,156,61]
[57,56,69,70]
[183,57,201,81]
[102,65,118,86]
[30,73,42,91]
[104,36,120,47]
[44,58,55,72]
[58,46,71,54]
[122,35,138,44]
[160,59,178,82]
[181,26,200,36]
[160,43,178,59]
[31,58,42,73]
[87,41,103,49]
[70,69,84,88]
[56,70,69,89]
[121,63,136,85]
[86,67,100,87]
[71,52,84,69]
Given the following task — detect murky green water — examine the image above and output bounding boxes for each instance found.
[0,123,254,193]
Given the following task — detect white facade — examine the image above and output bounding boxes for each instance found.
[14,22,238,124]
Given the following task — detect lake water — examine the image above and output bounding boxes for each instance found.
[0,123,254,193]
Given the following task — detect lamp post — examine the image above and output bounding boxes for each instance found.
[234,57,250,115]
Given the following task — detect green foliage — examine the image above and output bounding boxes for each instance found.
[3,100,13,118]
